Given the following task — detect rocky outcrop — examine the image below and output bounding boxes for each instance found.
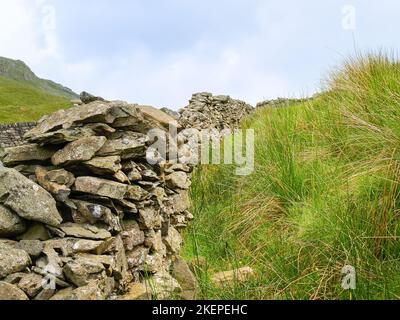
[0,100,194,300]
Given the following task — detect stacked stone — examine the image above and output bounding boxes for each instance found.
[0,122,37,148]
[179,92,253,131]
[0,100,194,300]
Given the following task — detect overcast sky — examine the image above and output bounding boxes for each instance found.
[0,0,399,109]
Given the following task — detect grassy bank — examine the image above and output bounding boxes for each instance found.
[184,54,400,300]
[0,76,71,123]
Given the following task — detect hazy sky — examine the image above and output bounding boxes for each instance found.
[0,0,399,109]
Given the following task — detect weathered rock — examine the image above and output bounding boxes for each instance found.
[0,243,31,278]
[165,172,191,189]
[59,223,112,240]
[170,190,190,213]
[96,131,147,159]
[51,136,107,166]
[138,206,162,229]
[126,247,149,269]
[0,281,29,300]
[35,166,71,202]
[0,204,27,237]
[63,256,106,287]
[17,223,50,241]
[24,101,134,139]
[172,258,199,300]
[137,105,181,130]
[1,144,55,166]
[144,230,166,256]
[17,272,44,298]
[146,270,181,300]
[45,168,75,187]
[84,156,122,175]
[211,267,255,288]
[118,282,151,300]
[163,227,183,255]
[74,176,128,200]
[0,167,62,226]
[51,278,114,300]
[80,91,105,104]
[125,185,149,201]
[15,240,44,258]
[72,200,121,232]
[121,220,145,251]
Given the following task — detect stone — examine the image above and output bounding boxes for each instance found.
[80,91,105,104]
[0,168,62,226]
[144,230,166,256]
[72,239,104,253]
[45,169,75,187]
[97,131,148,159]
[59,223,112,240]
[25,126,97,145]
[51,278,114,300]
[121,220,145,251]
[51,136,107,166]
[163,227,183,255]
[72,200,121,232]
[0,204,27,237]
[118,282,151,300]
[24,101,134,139]
[138,206,162,229]
[172,258,199,300]
[84,156,122,175]
[0,281,29,300]
[146,270,181,300]
[0,243,31,278]
[35,166,71,202]
[1,144,55,166]
[137,105,181,130]
[211,267,255,288]
[125,185,149,201]
[170,190,190,213]
[17,223,50,241]
[17,272,44,298]
[15,240,44,258]
[113,170,130,184]
[126,247,149,269]
[74,176,128,200]
[63,257,106,287]
[143,252,164,273]
[165,172,191,189]
[34,288,56,300]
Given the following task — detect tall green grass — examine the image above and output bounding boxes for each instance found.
[0,76,71,123]
[184,54,400,300]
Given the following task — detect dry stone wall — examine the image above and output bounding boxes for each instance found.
[0,92,254,300]
[0,100,194,300]
[179,92,254,130]
[0,122,37,148]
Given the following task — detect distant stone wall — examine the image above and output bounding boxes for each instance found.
[0,122,36,148]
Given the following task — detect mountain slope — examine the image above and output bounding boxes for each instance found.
[0,75,71,123]
[184,54,400,300]
[0,56,78,99]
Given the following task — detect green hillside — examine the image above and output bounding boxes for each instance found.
[184,54,400,300]
[0,75,72,123]
[0,56,78,99]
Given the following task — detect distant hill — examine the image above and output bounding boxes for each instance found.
[0,75,72,123]
[0,56,78,99]
[0,57,77,123]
